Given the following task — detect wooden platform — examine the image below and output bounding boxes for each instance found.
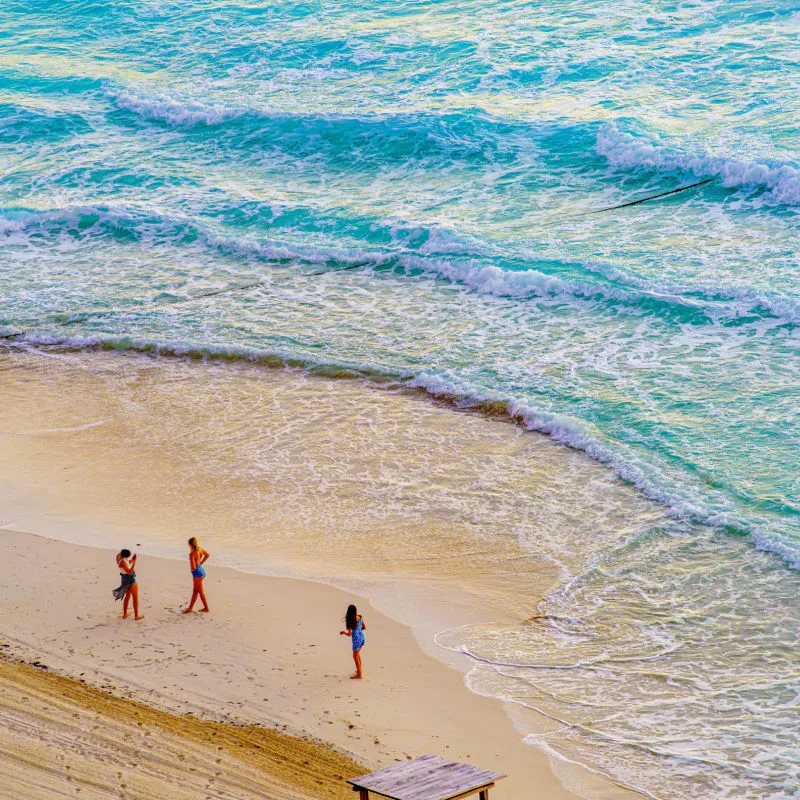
[348,754,506,800]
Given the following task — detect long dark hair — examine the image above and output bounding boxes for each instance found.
[345,604,358,630]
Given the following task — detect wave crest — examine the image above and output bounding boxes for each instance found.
[5,202,800,327]
[596,124,800,205]
[109,88,247,127]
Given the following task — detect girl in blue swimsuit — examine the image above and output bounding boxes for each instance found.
[340,604,366,679]
[182,537,210,613]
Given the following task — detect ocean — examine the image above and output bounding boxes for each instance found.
[1,1,798,798]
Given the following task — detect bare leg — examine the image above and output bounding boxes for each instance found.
[182,586,199,613]
[131,583,144,620]
[184,576,209,613]
[196,578,210,612]
[351,648,363,679]
[122,588,131,619]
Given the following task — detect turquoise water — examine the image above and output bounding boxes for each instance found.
[1,2,799,798]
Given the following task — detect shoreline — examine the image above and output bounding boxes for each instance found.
[0,333,691,550]
[0,346,660,799]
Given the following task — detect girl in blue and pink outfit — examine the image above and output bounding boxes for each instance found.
[340,604,366,679]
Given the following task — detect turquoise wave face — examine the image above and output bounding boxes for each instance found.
[1,2,799,799]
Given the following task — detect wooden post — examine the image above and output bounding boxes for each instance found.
[359,790,369,800]
[479,791,489,800]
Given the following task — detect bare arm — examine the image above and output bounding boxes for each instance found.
[340,628,352,637]
[117,555,136,574]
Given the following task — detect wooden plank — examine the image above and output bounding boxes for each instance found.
[439,783,494,800]
[348,755,505,800]
[354,781,496,800]
[400,766,487,796]
[351,765,501,792]
[408,779,495,800]
[350,755,443,791]
[351,755,502,788]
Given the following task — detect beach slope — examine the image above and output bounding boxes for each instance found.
[0,657,363,800]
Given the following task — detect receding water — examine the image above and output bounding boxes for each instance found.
[1,2,799,798]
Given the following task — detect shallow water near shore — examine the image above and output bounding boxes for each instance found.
[0,348,662,628]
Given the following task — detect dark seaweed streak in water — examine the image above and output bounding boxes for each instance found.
[586,178,715,214]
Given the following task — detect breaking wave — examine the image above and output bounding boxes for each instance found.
[597,124,800,206]
[4,203,800,327]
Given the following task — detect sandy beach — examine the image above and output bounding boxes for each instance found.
[3,3,797,797]
[0,528,589,800]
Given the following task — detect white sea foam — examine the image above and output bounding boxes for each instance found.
[8,331,409,381]
[596,124,800,206]
[108,88,249,127]
[107,86,800,209]
[408,370,800,570]
[0,217,25,235]
[415,226,480,255]
[7,202,800,326]
[521,734,663,800]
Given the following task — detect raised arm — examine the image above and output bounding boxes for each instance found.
[117,554,136,574]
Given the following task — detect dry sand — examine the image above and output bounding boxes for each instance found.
[0,657,363,800]
[0,528,589,800]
